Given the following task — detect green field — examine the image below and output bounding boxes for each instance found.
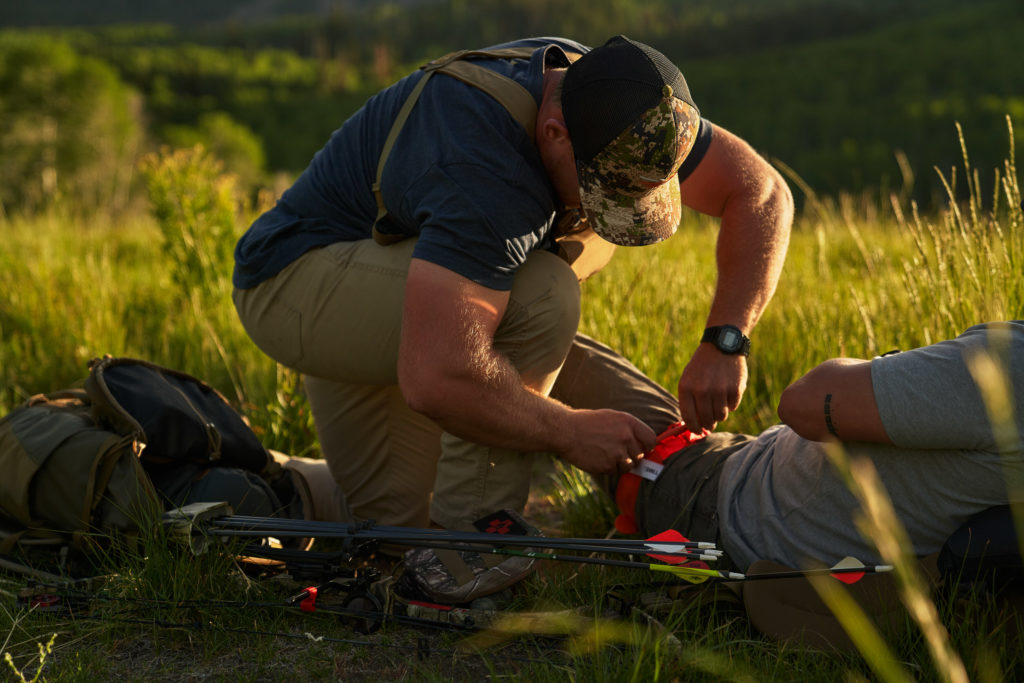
[2,0,1024,678]
[1,122,1021,680]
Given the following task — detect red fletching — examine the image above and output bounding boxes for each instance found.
[645,529,692,565]
[830,556,868,584]
[831,571,866,584]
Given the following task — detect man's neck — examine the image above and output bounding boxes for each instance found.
[539,68,566,110]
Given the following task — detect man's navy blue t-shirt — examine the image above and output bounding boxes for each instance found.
[232,37,712,291]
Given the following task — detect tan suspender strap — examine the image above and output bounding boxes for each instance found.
[371,47,540,240]
[427,47,539,137]
[372,67,438,242]
[432,60,538,138]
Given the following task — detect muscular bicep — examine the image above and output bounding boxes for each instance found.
[777,358,892,444]
[678,123,778,218]
[398,258,510,409]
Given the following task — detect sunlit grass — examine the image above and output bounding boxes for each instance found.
[0,120,1022,678]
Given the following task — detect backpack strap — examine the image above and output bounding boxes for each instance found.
[371,46,541,244]
[429,48,540,136]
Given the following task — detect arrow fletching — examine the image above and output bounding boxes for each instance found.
[643,529,722,565]
[830,556,866,584]
[742,557,894,583]
[829,556,893,584]
[649,562,745,583]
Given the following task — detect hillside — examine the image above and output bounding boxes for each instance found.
[0,0,1018,212]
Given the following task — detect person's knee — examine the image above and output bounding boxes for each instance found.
[504,252,581,350]
[538,260,582,344]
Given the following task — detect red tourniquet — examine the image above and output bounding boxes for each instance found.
[614,422,708,534]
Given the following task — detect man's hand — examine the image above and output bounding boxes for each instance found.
[560,409,657,476]
[677,344,748,432]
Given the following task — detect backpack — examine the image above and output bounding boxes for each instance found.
[0,388,158,551]
[0,357,296,552]
[84,356,274,473]
[84,356,303,520]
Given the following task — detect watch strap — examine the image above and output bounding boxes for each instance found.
[701,325,751,356]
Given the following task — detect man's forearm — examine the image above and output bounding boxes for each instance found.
[404,342,574,454]
[398,257,656,474]
[675,163,791,432]
[401,343,656,476]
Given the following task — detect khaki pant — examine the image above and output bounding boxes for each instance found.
[234,238,581,530]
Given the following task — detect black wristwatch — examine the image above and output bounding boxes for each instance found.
[701,325,751,356]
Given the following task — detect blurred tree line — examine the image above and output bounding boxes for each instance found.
[0,0,1019,217]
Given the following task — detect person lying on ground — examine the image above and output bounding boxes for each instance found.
[613,320,1024,571]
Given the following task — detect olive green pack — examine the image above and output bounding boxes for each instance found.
[0,388,159,551]
[0,356,284,552]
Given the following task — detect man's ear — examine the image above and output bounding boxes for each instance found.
[538,116,571,144]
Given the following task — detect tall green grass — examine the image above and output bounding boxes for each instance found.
[0,146,317,455]
[0,120,1022,679]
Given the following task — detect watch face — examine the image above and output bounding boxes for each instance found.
[720,328,740,350]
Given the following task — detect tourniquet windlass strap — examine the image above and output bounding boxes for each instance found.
[614,423,708,534]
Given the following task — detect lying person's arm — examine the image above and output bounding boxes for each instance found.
[777,358,892,443]
[780,322,1024,448]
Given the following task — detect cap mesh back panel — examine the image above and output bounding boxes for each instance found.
[567,80,659,162]
[564,37,694,162]
[641,46,693,108]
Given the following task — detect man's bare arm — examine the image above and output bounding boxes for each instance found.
[676,124,794,431]
[397,258,656,474]
[777,358,892,443]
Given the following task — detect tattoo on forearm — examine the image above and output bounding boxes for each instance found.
[824,393,839,437]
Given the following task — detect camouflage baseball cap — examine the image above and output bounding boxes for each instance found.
[562,36,702,246]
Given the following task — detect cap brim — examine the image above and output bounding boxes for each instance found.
[572,94,699,247]
[579,173,681,247]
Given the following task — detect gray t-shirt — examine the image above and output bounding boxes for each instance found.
[718,321,1024,570]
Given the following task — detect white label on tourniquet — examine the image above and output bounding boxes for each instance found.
[630,460,663,482]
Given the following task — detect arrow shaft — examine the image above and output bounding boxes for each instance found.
[742,565,893,581]
[213,528,718,562]
[397,539,720,566]
[372,539,734,582]
[207,517,717,555]
[199,515,889,584]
